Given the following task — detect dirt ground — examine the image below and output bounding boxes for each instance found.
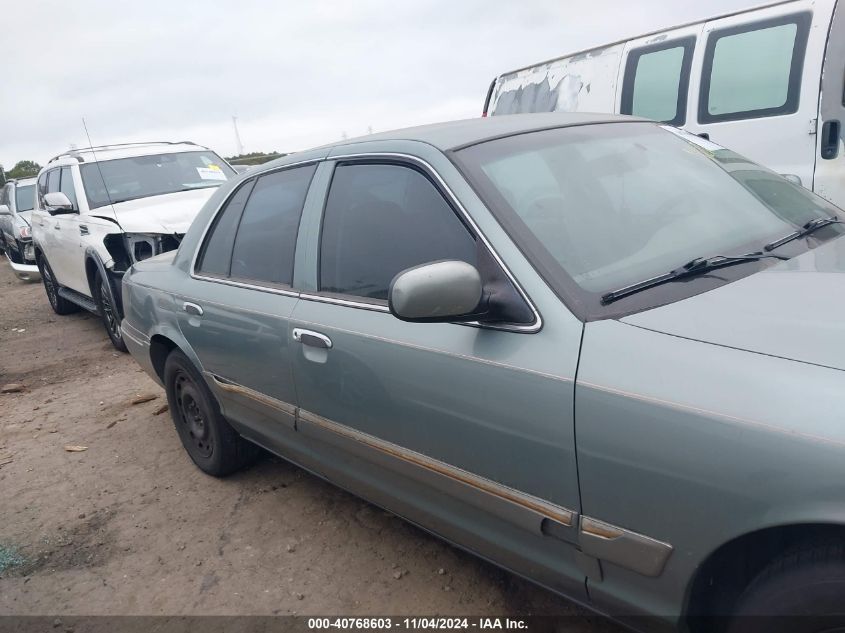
[0,260,619,628]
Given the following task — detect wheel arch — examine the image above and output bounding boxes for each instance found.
[684,522,845,629]
[147,329,204,385]
[84,247,124,317]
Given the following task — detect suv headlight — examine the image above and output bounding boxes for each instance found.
[18,225,31,239]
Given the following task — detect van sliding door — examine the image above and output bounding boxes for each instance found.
[814,0,845,207]
[685,1,834,190]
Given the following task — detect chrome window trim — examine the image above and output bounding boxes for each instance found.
[311,152,543,334]
[189,157,323,291]
[188,153,542,333]
[190,272,300,299]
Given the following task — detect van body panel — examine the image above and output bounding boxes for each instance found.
[490,44,625,117]
[684,1,833,190]
[487,0,845,208]
[815,0,845,203]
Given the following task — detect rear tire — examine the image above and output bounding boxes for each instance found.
[726,542,845,633]
[163,350,259,477]
[38,255,78,315]
[93,270,127,352]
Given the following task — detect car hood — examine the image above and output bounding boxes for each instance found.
[16,211,32,226]
[621,236,845,371]
[100,187,219,234]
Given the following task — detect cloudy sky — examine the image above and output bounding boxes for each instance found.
[1,0,760,167]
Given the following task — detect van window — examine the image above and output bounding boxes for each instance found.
[700,14,810,122]
[196,179,256,277]
[621,37,695,126]
[319,163,476,301]
[229,164,316,286]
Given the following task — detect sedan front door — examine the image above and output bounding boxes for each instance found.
[289,154,588,598]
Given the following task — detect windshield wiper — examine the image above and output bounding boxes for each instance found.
[601,252,788,305]
[764,217,842,252]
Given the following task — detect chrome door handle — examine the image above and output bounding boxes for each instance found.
[182,302,204,316]
[293,328,332,349]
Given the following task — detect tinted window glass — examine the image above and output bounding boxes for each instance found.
[196,179,255,277]
[319,163,476,301]
[60,167,78,209]
[631,46,685,121]
[0,185,8,206]
[702,15,809,122]
[15,185,35,212]
[229,165,315,285]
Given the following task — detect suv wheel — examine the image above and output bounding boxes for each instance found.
[726,542,845,633]
[163,350,259,477]
[93,270,127,352]
[38,255,78,315]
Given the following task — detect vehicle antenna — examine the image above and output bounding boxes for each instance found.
[82,118,121,226]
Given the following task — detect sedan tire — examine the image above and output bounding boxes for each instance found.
[164,350,259,477]
[727,542,845,633]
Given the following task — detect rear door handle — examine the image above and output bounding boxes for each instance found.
[182,302,203,316]
[293,328,332,349]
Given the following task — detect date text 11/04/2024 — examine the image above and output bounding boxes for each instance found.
[306,618,529,630]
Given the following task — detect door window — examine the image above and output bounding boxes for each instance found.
[46,169,61,194]
[59,167,78,210]
[319,163,477,301]
[196,179,256,277]
[228,164,316,285]
[700,14,810,122]
[621,37,695,126]
[37,172,49,207]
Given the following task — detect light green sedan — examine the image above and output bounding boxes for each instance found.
[121,113,845,632]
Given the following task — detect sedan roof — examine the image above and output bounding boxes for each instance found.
[329,112,646,152]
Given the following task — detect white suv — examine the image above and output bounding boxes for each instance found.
[31,141,235,350]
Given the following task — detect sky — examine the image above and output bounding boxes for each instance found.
[0,0,762,168]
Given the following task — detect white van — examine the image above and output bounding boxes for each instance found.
[484,0,845,208]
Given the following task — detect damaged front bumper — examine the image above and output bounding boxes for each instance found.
[5,252,40,281]
[4,240,40,281]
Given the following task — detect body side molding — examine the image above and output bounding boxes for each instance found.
[579,516,673,577]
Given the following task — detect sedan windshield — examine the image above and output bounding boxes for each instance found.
[80,151,235,209]
[14,184,35,212]
[456,122,844,311]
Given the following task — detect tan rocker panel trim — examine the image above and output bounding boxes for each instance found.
[207,373,297,417]
[298,408,575,528]
[579,516,673,577]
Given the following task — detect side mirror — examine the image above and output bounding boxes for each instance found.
[43,192,75,215]
[389,260,483,323]
[0,205,11,216]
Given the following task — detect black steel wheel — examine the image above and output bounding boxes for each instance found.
[163,350,259,477]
